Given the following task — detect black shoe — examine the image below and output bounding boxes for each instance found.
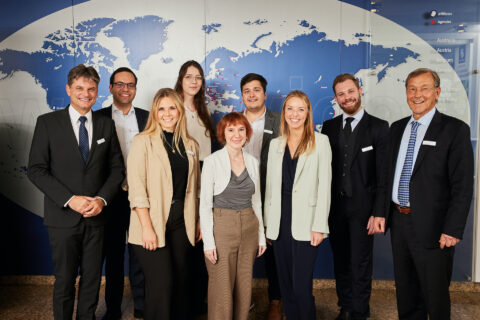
[101,312,121,320]
[133,309,144,319]
[335,310,352,320]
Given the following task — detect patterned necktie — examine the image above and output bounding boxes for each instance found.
[344,117,354,138]
[78,116,89,164]
[398,121,420,206]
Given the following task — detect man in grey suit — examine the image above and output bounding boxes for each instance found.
[96,67,148,320]
[241,73,281,320]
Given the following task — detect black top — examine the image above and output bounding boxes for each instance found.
[162,131,188,201]
[282,146,298,196]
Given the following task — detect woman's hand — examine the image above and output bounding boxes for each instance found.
[257,245,267,257]
[142,226,158,251]
[195,220,202,243]
[205,249,218,264]
[310,231,324,246]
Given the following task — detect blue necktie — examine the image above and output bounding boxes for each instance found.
[78,116,89,164]
[398,121,419,206]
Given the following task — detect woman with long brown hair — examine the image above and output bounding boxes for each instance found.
[174,60,216,163]
[127,88,201,320]
[264,90,332,319]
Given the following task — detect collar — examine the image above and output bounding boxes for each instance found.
[112,103,135,116]
[68,105,92,123]
[244,107,266,123]
[408,107,436,127]
[342,107,364,123]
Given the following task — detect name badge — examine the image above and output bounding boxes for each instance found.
[362,145,373,152]
[422,140,436,146]
[264,129,273,134]
[186,150,195,156]
[97,138,105,144]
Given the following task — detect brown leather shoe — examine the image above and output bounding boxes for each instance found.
[267,299,282,320]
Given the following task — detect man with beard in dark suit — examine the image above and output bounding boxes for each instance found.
[374,68,474,319]
[322,73,389,320]
[96,67,148,320]
[28,64,124,320]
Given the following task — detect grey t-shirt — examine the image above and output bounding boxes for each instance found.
[213,168,254,210]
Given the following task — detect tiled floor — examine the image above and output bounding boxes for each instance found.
[0,279,479,319]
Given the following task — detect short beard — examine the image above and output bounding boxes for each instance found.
[340,98,361,116]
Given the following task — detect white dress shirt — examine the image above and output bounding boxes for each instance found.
[243,108,266,162]
[68,105,92,148]
[66,105,106,206]
[112,104,140,163]
[392,107,436,206]
[342,107,364,131]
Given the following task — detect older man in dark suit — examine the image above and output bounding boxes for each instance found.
[28,64,124,320]
[374,68,474,319]
[96,67,148,320]
[322,73,389,320]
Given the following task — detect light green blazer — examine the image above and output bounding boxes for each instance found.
[264,132,332,241]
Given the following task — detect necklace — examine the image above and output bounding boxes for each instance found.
[163,135,176,153]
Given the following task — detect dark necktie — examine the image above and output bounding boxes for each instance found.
[344,117,354,138]
[398,121,420,206]
[78,116,89,164]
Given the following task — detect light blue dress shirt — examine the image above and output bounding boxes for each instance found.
[392,107,436,206]
[342,107,364,131]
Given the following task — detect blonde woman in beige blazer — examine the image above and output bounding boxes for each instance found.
[264,90,332,320]
[127,88,200,320]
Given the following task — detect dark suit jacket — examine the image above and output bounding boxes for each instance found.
[95,105,149,132]
[260,109,281,204]
[383,110,474,247]
[28,106,125,227]
[322,111,389,221]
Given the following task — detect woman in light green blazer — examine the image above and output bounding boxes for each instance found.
[264,90,332,320]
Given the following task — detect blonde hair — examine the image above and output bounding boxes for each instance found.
[141,88,193,155]
[279,90,315,158]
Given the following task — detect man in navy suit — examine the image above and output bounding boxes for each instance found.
[322,73,389,320]
[96,67,148,320]
[28,64,124,320]
[375,68,474,319]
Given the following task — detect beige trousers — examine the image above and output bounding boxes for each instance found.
[205,207,259,320]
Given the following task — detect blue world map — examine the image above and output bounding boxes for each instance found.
[0,15,419,127]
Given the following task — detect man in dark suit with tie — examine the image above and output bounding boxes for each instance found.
[28,64,124,320]
[374,68,474,319]
[96,67,148,320]
[321,73,389,320]
[240,73,282,319]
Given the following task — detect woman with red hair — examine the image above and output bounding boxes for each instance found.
[200,112,267,320]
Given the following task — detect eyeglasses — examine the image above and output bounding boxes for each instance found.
[113,82,136,89]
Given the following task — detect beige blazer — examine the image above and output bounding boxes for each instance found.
[264,132,332,241]
[127,133,200,247]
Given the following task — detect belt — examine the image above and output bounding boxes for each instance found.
[395,203,411,214]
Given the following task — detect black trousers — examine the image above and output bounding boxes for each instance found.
[264,241,281,300]
[132,201,193,320]
[391,209,454,320]
[103,189,144,315]
[329,197,373,320]
[192,239,208,313]
[273,189,318,320]
[48,220,104,320]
